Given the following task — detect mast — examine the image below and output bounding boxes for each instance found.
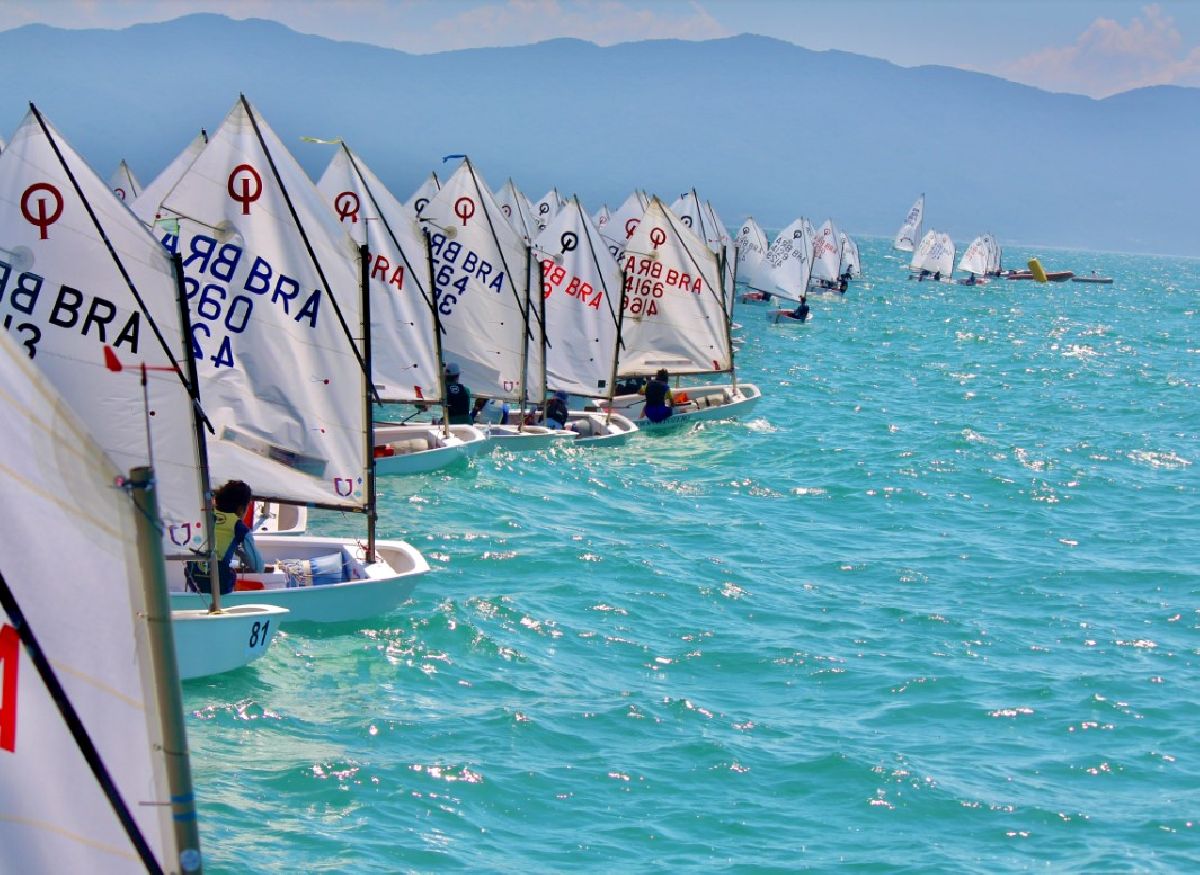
[516,246,532,429]
[719,247,738,393]
[607,263,630,420]
[129,466,203,873]
[423,229,454,429]
[575,196,623,423]
[360,244,377,558]
[172,252,221,614]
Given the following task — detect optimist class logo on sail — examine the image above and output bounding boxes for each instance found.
[2,183,143,360]
[155,164,325,370]
[329,193,409,294]
[426,199,511,317]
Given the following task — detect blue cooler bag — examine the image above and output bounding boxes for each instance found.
[280,552,347,587]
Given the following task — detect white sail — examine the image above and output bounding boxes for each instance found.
[130,131,207,226]
[984,234,1002,274]
[532,187,565,233]
[910,230,936,271]
[840,232,861,277]
[532,198,621,396]
[668,190,714,247]
[810,219,842,283]
[316,145,442,405]
[494,178,538,242]
[616,197,730,376]
[933,233,956,277]
[893,193,924,252]
[420,159,543,403]
[152,96,369,510]
[702,199,735,310]
[734,217,772,292]
[763,218,813,303]
[598,190,649,263]
[107,160,141,203]
[958,235,990,276]
[592,203,611,231]
[911,230,954,276]
[0,331,193,873]
[0,108,204,553]
[404,172,440,217]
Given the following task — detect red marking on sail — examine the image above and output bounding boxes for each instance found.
[0,623,19,753]
[102,345,180,374]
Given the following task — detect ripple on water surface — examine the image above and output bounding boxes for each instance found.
[186,243,1200,871]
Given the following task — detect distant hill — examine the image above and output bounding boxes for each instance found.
[0,13,1196,255]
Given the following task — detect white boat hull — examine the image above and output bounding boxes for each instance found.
[600,383,762,429]
[767,309,814,325]
[173,603,289,680]
[169,535,429,624]
[373,422,488,474]
[481,423,576,450]
[566,410,638,446]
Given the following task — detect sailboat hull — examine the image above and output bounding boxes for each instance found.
[601,383,762,429]
[173,603,289,680]
[373,423,488,474]
[481,423,577,449]
[567,410,638,446]
[169,535,429,624]
[767,309,814,325]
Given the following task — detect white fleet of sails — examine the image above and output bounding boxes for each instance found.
[892,193,1002,282]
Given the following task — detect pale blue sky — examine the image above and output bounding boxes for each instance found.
[4,1,1198,97]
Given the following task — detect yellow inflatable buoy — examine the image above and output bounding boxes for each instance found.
[1028,258,1048,283]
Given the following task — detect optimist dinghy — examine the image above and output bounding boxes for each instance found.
[1,105,285,677]
[531,196,641,447]
[314,141,489,473]
[419,157,558,451]
[373,422,487,473]
[139,97,429,625]
[602,197,760,429]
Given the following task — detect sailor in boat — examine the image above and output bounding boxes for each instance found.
[641,368,675,423]
[838,270,850,293]
[963,272,977,286]
[933,270,941,282]
[444,362,472,424]
[544,390,570,430]
[784,296,811,322]
[185,479,264,596]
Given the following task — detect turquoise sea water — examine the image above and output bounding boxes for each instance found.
[184,240,1199,872]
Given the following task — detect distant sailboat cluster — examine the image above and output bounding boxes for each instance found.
[733,214,861,312]
[892,193,1003,284]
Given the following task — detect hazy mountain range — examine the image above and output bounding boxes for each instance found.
[1,13,1196,256]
